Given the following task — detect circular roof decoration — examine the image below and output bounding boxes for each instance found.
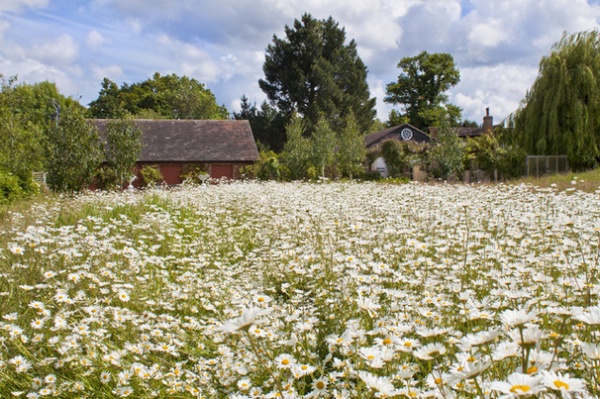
[401,128,413,141]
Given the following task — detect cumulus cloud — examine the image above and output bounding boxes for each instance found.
[0,0,48,13]
[86,30,110,50]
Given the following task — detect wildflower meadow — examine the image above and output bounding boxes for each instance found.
[1,181,599,398]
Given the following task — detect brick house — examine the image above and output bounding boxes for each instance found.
[93,119,259,186]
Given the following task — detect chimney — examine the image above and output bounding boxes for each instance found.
[482,107,493,134]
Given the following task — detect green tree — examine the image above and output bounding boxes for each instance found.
[510,30,600,170]
[468,132,525,181]
[46,107,103,192]
[311,116,337,178]
[88,73,228,120]
[281,115,312,180]
[0,76,45,183]
[385,51,461,129]
[102,116,143,189]
[337,112,367,178]
[427,126,466,180]
[234,96,288,152]
[259,13,376,138]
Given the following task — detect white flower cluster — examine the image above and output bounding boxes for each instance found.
[1,181,599,398]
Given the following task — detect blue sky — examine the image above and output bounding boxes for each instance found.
[2,0,600,124]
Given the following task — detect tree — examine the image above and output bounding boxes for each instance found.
[234,96,288,152]
[337,112,367,178]
[280,115,312,180]
[427,126,466,180]
[88,73,228,120]
[46,107,103,192]
[509,30,600,170]
[102,116,143,189]
[311,116,337,178]
[0,76,45,183]
[385,51,461,129]
[259,13,376,139]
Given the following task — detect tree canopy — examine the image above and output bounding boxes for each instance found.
[509,30,600,170]
[88,73,228,120]
[385,51,461,129]
[259,13,376,137]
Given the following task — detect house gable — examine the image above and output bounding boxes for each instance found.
[364,124,431,149]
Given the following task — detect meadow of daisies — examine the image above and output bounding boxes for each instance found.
[1,180,600,398]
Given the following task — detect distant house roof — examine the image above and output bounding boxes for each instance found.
[93,119,259,163]
[364,124,431,148]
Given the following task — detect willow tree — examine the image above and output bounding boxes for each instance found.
[510,30,600,170]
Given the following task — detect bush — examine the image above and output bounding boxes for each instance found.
[139,165,163,187]
[94,166,119,190]
[0,170,24,204]
[180,164,208,184]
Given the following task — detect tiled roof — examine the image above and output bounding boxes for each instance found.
[93,119,259,163]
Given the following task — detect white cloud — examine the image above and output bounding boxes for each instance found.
[31,34,79,66]
[86,30,110,50]
[0,0,48,13]
[90,64,123,81]
[153,34,220,83]
[451,63,539,122]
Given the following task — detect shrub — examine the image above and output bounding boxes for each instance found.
[0,170,24,204]
[139,165,163,187]
[180,164,208,184]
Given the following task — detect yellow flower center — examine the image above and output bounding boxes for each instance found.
[316,381,326,389]
[281,359,290,366]
[527,366,538,374]
[404,342,412,347]
[554,380,569,390]
[510,385,531,394]
[383,338,392,345]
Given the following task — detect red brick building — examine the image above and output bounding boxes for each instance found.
[94,119,259,186]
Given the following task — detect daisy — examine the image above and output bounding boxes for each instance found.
[509,324,544,347]
[540,370,587,398]
[574,305,600,325]
[500,309,538,328]
[413,343,447,360]
[490,372,545,397]
[221,307,266,333]
[358,371,396,396]
[580,342,600,361]
[274,353,296,369]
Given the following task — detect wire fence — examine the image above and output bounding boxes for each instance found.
[525,155,569,177]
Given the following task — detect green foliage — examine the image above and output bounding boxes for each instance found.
[102,116,143,189]
[336,112,367,178]
[311,116,337,177]
[468,133,526,181]
[139,165,164,187]
[88,73,229,120]
[510,30,600,170]
[241,151,281,180]
[234,97,288,152]
[280,116,312,180]
[180,164,209,184]
[380,140,407,178]
[45,107,103,192]
[385,51,461,129]
[427,127,466,179]
[259,13,376,138]
[0,170,25,204]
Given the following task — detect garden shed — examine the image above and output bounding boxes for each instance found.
[93,119,259,186]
